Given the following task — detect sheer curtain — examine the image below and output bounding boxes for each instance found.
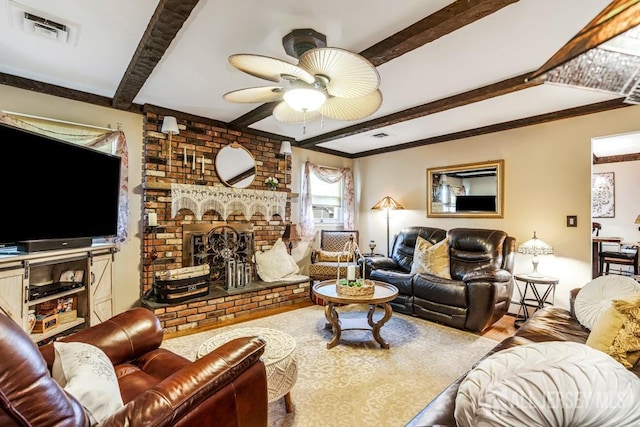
[300,161,355,241]
[0,111,130,243]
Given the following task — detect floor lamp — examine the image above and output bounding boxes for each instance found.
[371,196,405,257]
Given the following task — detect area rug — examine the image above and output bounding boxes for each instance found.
[162,304,498,427]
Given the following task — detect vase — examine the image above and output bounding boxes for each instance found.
[27,310,36,334]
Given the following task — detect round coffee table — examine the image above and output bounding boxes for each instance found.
[312,280,399,349]
[196,327,298,412]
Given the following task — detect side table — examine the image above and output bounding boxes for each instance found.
[512,274,559,327]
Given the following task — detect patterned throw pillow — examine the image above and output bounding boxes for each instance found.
[52,341,124,424]
[410,236,433,274]
[423,238,451,279]
[317,250,353,262]
[608,295,640,368]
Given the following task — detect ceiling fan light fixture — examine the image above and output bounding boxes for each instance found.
[283,87,326,112]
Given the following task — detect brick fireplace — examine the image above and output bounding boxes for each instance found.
[140,107,309,334]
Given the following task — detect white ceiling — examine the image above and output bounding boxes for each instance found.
[0,0,637,157]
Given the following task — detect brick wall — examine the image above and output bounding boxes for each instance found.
[141,108,309,332]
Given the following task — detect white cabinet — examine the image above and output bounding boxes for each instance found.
[0,243,116,343]
[89,252,114,324]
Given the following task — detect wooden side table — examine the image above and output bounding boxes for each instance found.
[512,274,559,327]
[312,280,398,349]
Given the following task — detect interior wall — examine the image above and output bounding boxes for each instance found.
[0,85,144,314]
[356,105,640,310]
[592,159,640,244]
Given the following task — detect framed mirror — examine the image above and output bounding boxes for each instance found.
[426,159,504,218]
[215,143,256,188]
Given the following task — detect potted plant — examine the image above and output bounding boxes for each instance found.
[265,176,279,190]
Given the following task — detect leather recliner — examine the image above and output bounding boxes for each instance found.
[365,226,448,312]
[0,307,268,427]
[366,227,515,332]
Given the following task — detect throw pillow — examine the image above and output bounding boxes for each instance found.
[586,304,625,353]
[317,250,353,262]
[409,236,433,275]
[608,295,640,368]
[255,238,300,282]
[422,238,451,279]
[574,275,640,330]
[455,341,640,427]
[52,341,123,425]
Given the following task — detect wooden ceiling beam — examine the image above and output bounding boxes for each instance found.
[298,71,541,148]
[0,72,142,114]
[112,0,200,110]
[360,0,518,66]
[593,152,640,164]
[350,98,630,158]
[232,0,519,127]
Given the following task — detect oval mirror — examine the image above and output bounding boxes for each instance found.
[215,143,256,188]
[426,159,504,218]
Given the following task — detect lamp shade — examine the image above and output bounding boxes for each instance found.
[161,116,179,135]
[280,140,292,155]
[517,231,554,256]
[635,215,640,224]
[371,196,405,211]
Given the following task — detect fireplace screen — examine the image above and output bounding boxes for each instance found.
[190,225,254,289]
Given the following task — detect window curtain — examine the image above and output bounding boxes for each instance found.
[0,111,130,243]
[300,161,355,241]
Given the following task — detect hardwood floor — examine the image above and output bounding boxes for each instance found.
[479,313,517,341]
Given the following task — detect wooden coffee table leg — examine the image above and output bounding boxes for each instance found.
[324,302,341,349]
[284,392,293,413]
[372,302,393,349]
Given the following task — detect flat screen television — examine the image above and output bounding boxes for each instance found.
[455,195,496,212]
[0,122,121,252]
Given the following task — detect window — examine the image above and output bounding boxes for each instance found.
[309,169,343,224]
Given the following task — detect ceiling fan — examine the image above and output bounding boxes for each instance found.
[223,29,382,127]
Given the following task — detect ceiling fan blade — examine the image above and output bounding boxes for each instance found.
[223,86,284,103]
[273,102,322,123]
[298,48,380,98]
[228,54,315,84]
[321,89,383,121]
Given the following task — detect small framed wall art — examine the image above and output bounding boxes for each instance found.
[592,172,615,218]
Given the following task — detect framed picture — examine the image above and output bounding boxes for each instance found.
[592,172,615,218]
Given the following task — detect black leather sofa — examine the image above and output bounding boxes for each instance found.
[365,226,515,332]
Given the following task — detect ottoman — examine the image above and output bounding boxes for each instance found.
[197,327,298,412]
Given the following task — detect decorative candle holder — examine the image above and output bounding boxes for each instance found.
[336,235,374,296]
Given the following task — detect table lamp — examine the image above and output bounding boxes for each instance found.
[517,231,554,277]
[635,214,640,231]
[371,196,404,257]
[282,223,301,255]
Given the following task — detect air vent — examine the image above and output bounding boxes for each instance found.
[8,1,80,46]
[372,132,389,138]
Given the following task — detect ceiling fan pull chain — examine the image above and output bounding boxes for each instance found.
[302,110,307,135]
[321,112,324,129]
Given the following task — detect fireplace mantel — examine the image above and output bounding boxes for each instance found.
[171,183,287,220]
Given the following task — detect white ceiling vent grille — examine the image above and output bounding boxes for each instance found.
[372,132,389,138]
[8,1,80,46]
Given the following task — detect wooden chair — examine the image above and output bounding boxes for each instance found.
[599,244,639,276]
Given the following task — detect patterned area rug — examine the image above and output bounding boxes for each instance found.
[162,304,498,427]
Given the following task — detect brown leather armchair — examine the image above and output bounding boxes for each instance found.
[0,307,268,427]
